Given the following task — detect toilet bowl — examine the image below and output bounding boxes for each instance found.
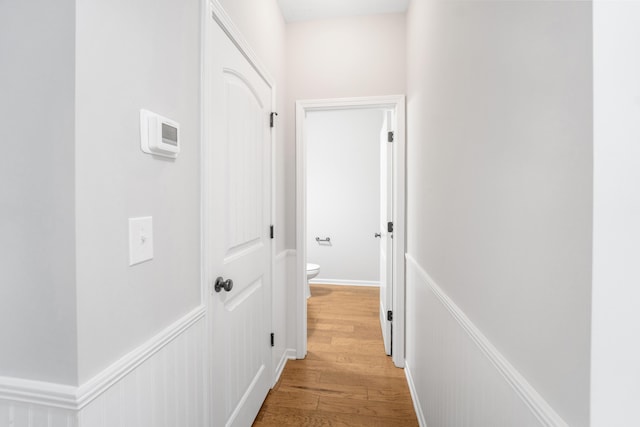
[306,263,320,298]
[306,263,320,280]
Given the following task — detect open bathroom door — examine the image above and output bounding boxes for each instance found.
[379,111,394,356]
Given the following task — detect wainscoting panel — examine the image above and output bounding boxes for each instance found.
[280,249,299,356]
[77,316,206,427]
[0,402,75,427]
[273,251,296,385]
[1,249,292,427]
[405,254,567,427]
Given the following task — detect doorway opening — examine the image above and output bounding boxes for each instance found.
[295,96,406,368]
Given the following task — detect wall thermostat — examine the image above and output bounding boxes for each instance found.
[140,109,180,158]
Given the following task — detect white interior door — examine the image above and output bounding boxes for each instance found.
[206,16,272,427]
[379,111,394,356]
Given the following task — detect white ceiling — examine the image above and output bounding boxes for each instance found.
[276,0,410,23]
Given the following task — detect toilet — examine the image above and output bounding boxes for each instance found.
[306,263,320,298]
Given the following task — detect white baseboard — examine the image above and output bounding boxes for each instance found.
[404,360,427,427]
[309,278,380,287]
[273,349,296,387]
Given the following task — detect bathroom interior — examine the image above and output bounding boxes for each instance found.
[305,108,389,297]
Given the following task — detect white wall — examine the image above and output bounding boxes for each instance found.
[286,13,406,102]
[591,2,640,425]
[0,1,205,420]
[286,13,406,253]
[406,1,592,426]
[74,0,202,383]
[306,109,382,284]
[0,0,78,385]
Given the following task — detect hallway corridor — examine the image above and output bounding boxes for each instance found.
[253,285,418,426]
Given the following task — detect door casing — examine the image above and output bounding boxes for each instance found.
[295,96,406,367]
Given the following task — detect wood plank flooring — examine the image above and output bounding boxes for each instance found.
[253,284,419,426]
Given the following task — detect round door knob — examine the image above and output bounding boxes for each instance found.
[214,277,233,293]
[374,233,382,238]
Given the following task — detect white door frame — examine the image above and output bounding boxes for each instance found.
[202,1,277,423]
[295,95,406,367]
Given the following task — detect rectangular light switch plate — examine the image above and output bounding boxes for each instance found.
[129,217,153,266]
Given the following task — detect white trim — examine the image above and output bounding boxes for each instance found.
[198,2,210,426]
[294,96,404,111]
[204,1,277,424]
[273,251,295,387]
[76,305,205,409]
[276,249,296,263]
[0,378,76,410]
[208,1,275,86]
[404,360,427,427]
[295,100,307,359]
[272,349,296,387]
[294,102,307,359]
[295,95,406,366]
[391,97,406,369]
[0,305,206,411]
[405,254,568,427]
[309,279,380,287]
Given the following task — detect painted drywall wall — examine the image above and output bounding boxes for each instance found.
[0,0,78,385]
[74,0,202,383]
[406,1,592,425]
[286,13,406,253]
[591,2,640,425]
[286,13,406,101]
[306,109,382,283]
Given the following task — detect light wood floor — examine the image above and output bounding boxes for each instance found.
[253,284,419,426]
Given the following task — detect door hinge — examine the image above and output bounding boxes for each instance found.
[387,131,394,143]
[387,222,394,233]
[270,333,275,347]
[387,310,393,321]
[270,112,278,128]
[270,225,274,239]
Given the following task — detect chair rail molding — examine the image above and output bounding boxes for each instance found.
[0,305,206,412]
[405,253,568,427]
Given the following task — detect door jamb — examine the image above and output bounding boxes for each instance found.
[295,95,406,367]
